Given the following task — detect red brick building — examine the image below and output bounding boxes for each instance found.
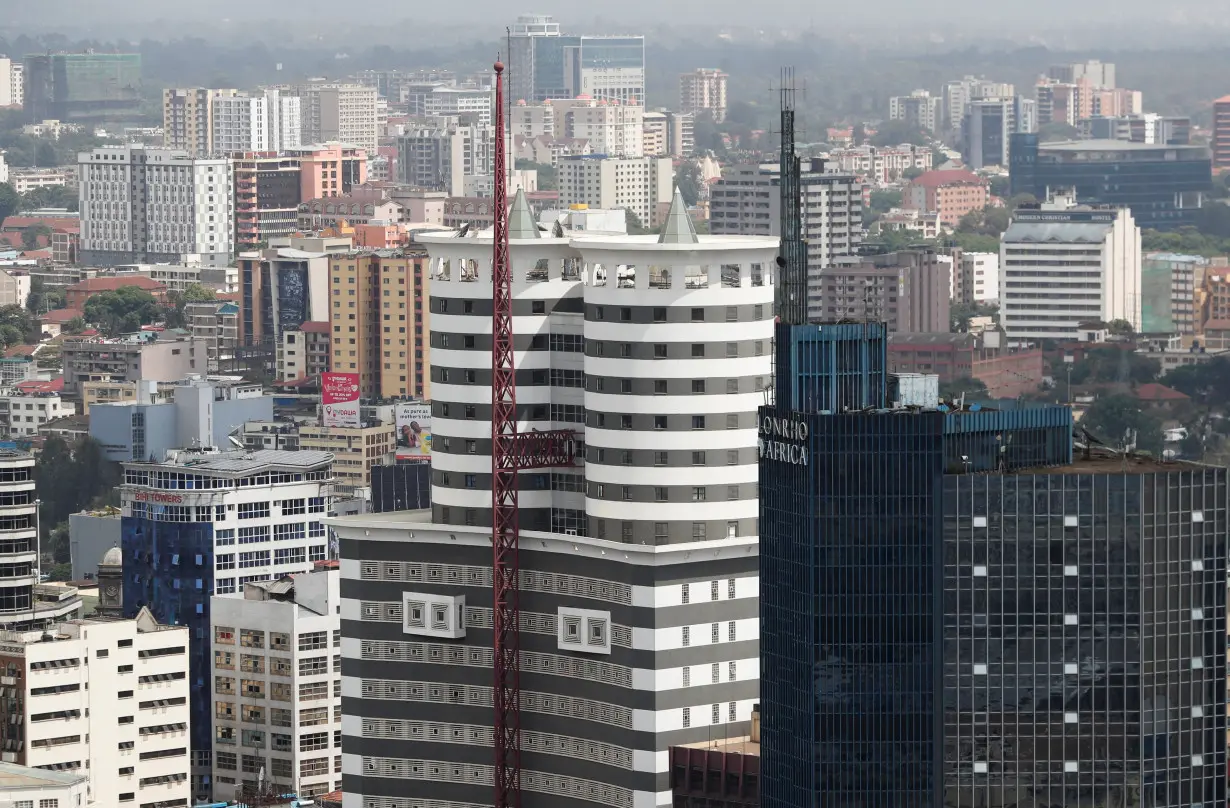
[889,333,1045,398]
[902,169,990,226]
[64,276,168,311]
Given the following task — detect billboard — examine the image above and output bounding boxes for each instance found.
[395,402,432,459]
[321,373,361,428]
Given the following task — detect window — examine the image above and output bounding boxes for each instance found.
[654,344,667,359]
[692,487,707,502]
[711,622,720,643]
[299,632,328,651]
[692,416,705,430]
[693,523,707,540]
[237,502,270,520]
[683,666,691,686]
[654,379,667,394]
[654,416,667,430]
[729,702,738,722]
[692,308,704,322]
[682,626,690,647]
[729,661,737,681]
[712,704,721,724]
[655,487,668,502]
[682,707,691,727]
[692,379,705,393]
[710,580,719,601]
[691,344,704,357]
[728,621,736,641]
[728,578,737,599]
[711,662,720,683]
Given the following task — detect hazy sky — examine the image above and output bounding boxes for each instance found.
[8,0,1225,34]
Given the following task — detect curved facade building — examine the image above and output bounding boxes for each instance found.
[0,450,37,618]
[336,193,779,808]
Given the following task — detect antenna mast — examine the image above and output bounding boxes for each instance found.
[777,67,806,326]
[489,59,576,808]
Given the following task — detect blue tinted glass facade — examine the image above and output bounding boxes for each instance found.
[1009,134,1212,230]
[121,516,215,758]
[774,321,887,413]
[760,404,1228,808]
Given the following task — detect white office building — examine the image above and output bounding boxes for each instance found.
[710,160,864,269]
[552,98,644,157]
[289,84,379,152]
[211,90,302,155]
[558,154,673,227]
[0,763,88,807]
[210,567,341,799]
[397,120,496,197]
[889,90,942,133]
[943,76,1016,132]
[333,189,774,808]
[78,145,233,268]
[0,57,21,108]
[0,388,74,439]
[0,611,192,808]
[952,251,1001,304]
[1000,197,1141,344]
[679,68,728,122]
[423,86,494,128]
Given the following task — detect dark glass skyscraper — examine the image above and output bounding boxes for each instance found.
[760,325,1228,808]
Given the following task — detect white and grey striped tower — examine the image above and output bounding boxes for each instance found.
[334,190,779,808]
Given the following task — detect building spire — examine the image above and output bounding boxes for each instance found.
[507,188,540,240]
[657,186,698,245]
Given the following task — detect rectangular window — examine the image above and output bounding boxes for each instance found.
[237,502,270,520]
[728,621,736,642]
[682,626,690,647]
[692,415,705,430]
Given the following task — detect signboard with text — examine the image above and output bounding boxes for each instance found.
[321,373,361,428]
[395,402,432,460]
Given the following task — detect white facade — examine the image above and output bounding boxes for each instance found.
[0,612,191,807]
[0,58,21,108]
[0,392,74,438]
[511,102,555,140]
[210,568,341,799]
[291,84,378,152]
[953,251,1000,304]
[77,146,233,268]
[0,151,6,185]
[552,99,644,157]
[7,168,71,194]
[1000,203,1141,344]
[943,76,1016,131]
[679,68,728,122]
[889,90,942,133]
[120,449,335,597]
[558,155,673,227]
[826,145,932,184]
[211,90,302,154]
[424,87,494,128]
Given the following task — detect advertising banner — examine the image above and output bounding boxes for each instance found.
[395,402,432,459]
[321,373,361,428]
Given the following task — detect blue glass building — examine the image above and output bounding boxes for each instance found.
[1009,134,1212,230]
[760,325,1227,808]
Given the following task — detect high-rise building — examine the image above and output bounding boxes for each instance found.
[807,249,951,331]
[163,88,237,157]
[77,145,233,267]
[278,321,332,383]
[1035,78,1094,127]
[951,251,1001,304]
[0,56,23,108]
[120,448,336,801]
[558,154,673,227]
[289,83,379,152]
[0,450,81,628]
[211,89,302,155]
[1049,58,1116,89]
[327,249,431,400]
[1009,135,1212,229]
[889,89,942,133]
[961,97,1035,169]
[421,86,494,128]
[513,19,646,104]
[508,13,563,104]
[680,68,729,122]
[236,246,331,349]
[22,52,141,124]
[333,191,774,808]
[232,152,304,250]
[1083,113,1190,146]
[760,341,1225,808]
[297,422,396,496]
[1213,96,1230,170]
[286,142,368,200]
[552,98,645,157]
[943,76,1015,132]
[710,160,863,269]
[1000,196,1141,343]
[0,611,192,806]
[902,169,989,226]
[396,120,495,196]
[1141,252,1201,335]
[209,566,342,800]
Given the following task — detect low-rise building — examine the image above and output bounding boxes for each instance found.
[951,251,1001,304]
[298,422,394,496]
[81,378,175,415]
[63,276,168,311]
[0,763,89,808]
[89,376,272,462]
[0,383,74,439]
[61,334,206,399]
[184,300,240,371]
[902,169,989,227]
[0,612,191,807]
[888,332,1045,398]
[209,566,341,799]
[7,168,73,194]
[808,249,951,333]
[1142,252,1201,335]
[557,154,674,227]
[826,145,932,184]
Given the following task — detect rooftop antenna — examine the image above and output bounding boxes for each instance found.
[776,67,806,328]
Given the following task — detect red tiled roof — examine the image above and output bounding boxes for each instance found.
[908,169,986,188]
[1135,383,1190,402]
[3,345,37,358]
[15,377,64,393]
[0,216,80,233]
[20,248,52,259]
[299,321,331,334]
[66,276,165,293]
[39,308,84,324]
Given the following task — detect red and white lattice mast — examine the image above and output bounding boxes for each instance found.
[489,59,575,808]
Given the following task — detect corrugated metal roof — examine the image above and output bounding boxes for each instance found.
[151,449,333,471]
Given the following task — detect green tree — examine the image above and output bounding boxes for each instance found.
[21,184,78,212]
[83,287,162,336]
[0,305,38,348]
[1038,122,1081,142]
[1163,357,1230,406]
[956,205,1011,237]
[675,161,702,207]
[61,317,86,336]
[1068,346,1160,386]
[25,278,65,315]
[950,301,999,332]
[989,176,1010,198]
[162,283,216,328]
[0,183,21,229]
[35,436,121,547]
[869,119,929,147]
[1080,393,1165,454]
[624,208,650,235]
[21,224,52,251]
[1106,318,1135,337]
[870,189,903,214]
[902,166,924,180]
[514,159,556,191]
